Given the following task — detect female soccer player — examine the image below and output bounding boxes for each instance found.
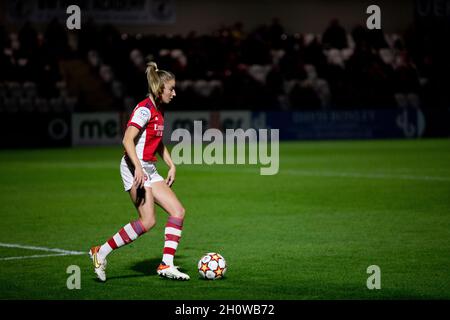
[89,62,190,281]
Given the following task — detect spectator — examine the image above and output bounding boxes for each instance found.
[322,19,348,49]
[44,18,69,57]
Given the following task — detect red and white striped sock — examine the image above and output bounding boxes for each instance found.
[162,216,184,266]
[98,220,147,261]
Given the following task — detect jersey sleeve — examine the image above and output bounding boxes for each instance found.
[129,107,151,129]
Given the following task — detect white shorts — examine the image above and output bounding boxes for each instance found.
[120,156,164,191]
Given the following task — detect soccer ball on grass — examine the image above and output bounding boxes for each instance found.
[198,252,227,280]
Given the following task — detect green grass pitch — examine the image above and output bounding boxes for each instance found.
[0,139,449,299]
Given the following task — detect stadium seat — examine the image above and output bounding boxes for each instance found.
[87,50,101,68]
[193,79,213,97]
[304,33,316,46]
[112,81,124,98]
[178,80,194,92]
[35,98,50,113]
[315,79,331,107]
[304,64,318,80]
[171,48,184,58]
[248,64,272,84]
[123,96,136,113]
[346,33,355,49]
[9,32,20,51]
[63,96,78,112]
[284,79,301,94]
[379,48,394,66]
[326,49,344,67]
[49,97,64,113]
[99,65,114,83]
[270,49,285,65]
[55,81,67,98]
[209,80,223,92]
[4,97,19,113]
[386,33,401,49]
[19,97,34,112]
[341,48,354,61]
[23,82,38,99]
[171,49,187,65]
[159,48,171,57]
[129,49,145,68]
[0,83,7,99]
[7,82,23,99]
[394,93,408,107]
[419,77,428,87]
[407,93,420,108]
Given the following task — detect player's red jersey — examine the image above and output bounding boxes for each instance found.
[126,97,164,162]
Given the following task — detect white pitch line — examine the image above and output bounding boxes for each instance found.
[0,253,82,261]
[281,169,450,182]
[10,161,450,182]
[0,242,86,261]
[181,166,450,182]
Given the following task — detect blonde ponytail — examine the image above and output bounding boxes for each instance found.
[145,61,175,103]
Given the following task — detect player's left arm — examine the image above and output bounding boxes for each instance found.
[158,142,176,187]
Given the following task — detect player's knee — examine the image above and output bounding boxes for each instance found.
[171,206,185,219]
[141,217,156,231]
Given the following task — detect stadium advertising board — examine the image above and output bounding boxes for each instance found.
[72,112,121,146]
[27,108,445,149]
[0,113,71,148]
[258,107,428,140]
[163,111,252,144]
[422,107,450,138]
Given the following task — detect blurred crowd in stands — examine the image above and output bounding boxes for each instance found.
[0,17,445,113]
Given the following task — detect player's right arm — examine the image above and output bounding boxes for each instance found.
[122,126,145,188]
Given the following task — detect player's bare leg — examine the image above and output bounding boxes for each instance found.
[151,181,190,280]
[129,186,157,232]
[89,186,155,282]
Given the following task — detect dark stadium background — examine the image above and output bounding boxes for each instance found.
[0,0,448,145]
[1,0,450,308]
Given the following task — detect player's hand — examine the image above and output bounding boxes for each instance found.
[134,167,146,188]
[166,166,176,187]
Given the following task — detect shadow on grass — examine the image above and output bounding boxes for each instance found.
[101,257,161,281]
[130,257,163,275]
[104,255,191,281]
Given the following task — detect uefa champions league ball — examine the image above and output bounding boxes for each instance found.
[198,252,227,280]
